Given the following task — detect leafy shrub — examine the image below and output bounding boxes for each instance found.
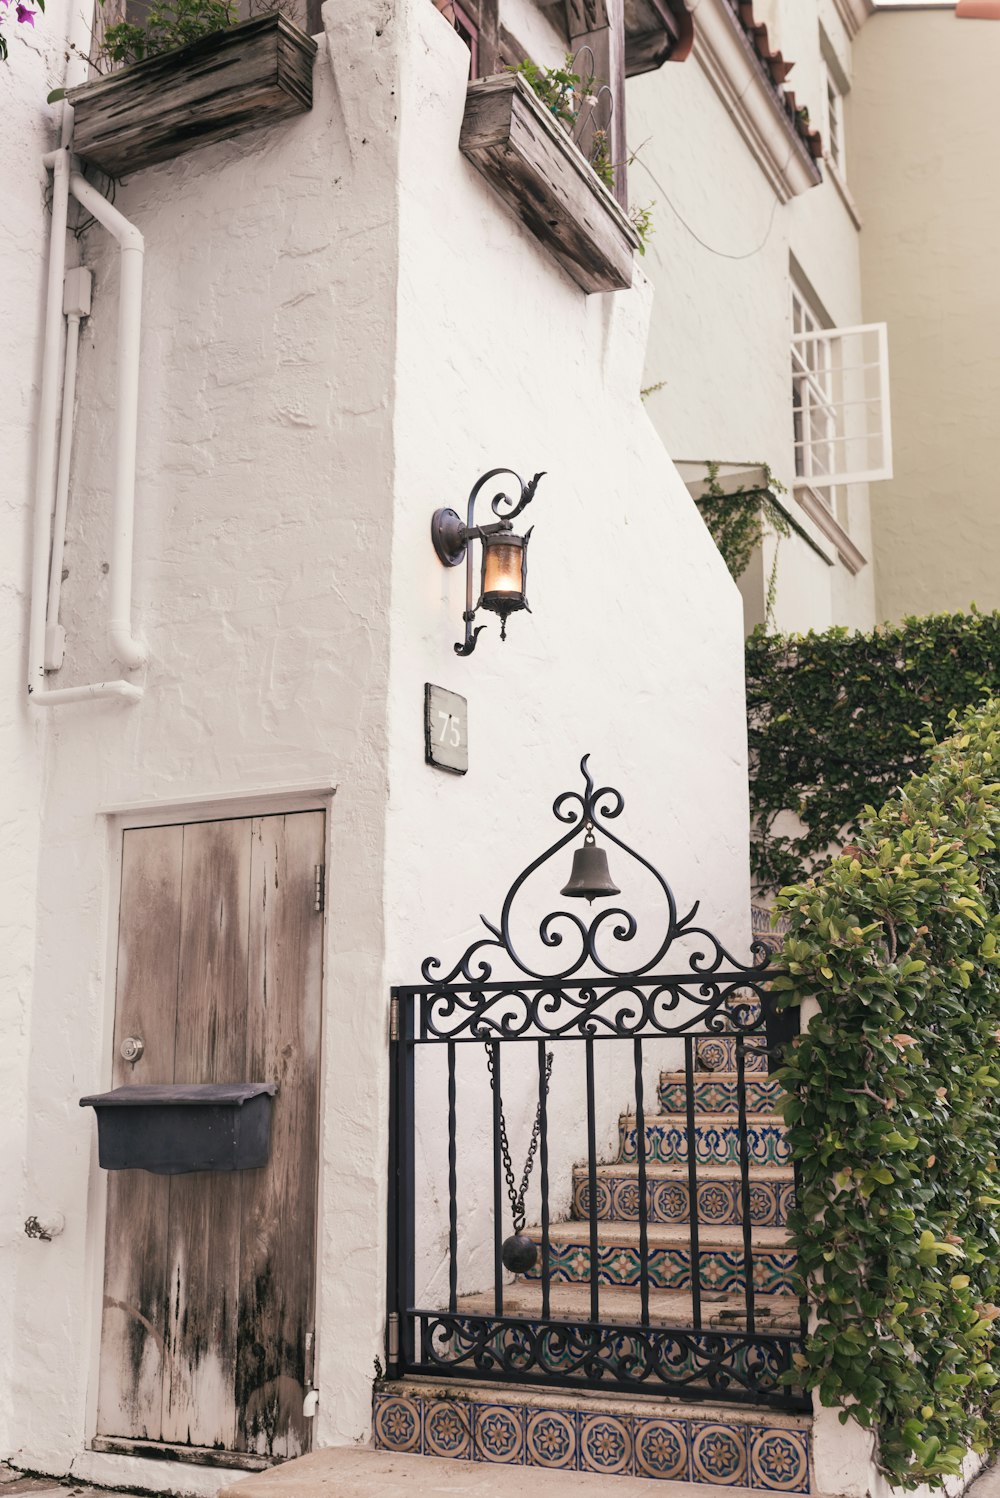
[748,609,1000,891]
[775,698,1000,1486]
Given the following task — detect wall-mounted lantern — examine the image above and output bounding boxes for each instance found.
[431,467,545,656]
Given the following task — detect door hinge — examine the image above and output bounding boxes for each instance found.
[304,1329,316,1385]
[389,996,399,1043]
[388,1311,400,1361]
[314,865,325,913]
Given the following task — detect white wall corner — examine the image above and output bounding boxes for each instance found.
[832,0,874,41]
[690,0,823,202]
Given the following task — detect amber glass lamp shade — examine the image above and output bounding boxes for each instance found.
[480,531,529,635]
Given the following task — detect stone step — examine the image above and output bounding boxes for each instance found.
[658,1071,786,1116]
[521,1221,797,1296]
[619,1113,791,1169]
[572,1162,796,1228]
[223,1446,819,1498]
[372,1380,812,1490]
[456,1281,802,1332]
[695,1036,769,1075]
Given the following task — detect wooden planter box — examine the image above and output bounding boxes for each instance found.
[459,73,640,295]
[66,13,317,178]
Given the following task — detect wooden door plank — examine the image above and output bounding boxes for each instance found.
[161,818,252,1450]
[236,812,324,1458]
[97,825,183,1440]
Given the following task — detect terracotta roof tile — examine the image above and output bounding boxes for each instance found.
[724,0,824,162]
[956,0,1000,17]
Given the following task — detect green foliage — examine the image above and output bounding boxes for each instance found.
[695,462,790,586]
[775,698,1000,1485]
[93,0,236,69]
[511,56,654,250]
[748,609,1000,891]
[695,461,790,628]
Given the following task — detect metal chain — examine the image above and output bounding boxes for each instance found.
[484,1047,553,1234]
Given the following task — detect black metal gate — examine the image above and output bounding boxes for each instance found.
[387,758,807,1412]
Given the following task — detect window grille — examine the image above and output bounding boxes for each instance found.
[791,295,892,488]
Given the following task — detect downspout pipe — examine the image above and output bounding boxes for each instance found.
[68,171,147,672]
[29,143,146,705]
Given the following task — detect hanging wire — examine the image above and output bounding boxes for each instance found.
[631,149,781,262]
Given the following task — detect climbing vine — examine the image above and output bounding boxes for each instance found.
[775,699,1000,1486]
[693,462,790,627]
[748,609,1000,892]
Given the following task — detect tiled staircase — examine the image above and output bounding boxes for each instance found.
[374,1034,811,1491]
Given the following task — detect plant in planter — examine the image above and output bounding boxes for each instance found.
[512,55,655,254]
[52,0,316,178]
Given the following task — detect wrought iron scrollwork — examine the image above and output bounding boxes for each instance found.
[416,757,779,1041]
[416,1312,804,1409]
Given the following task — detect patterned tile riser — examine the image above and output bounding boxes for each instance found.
[521,1240,798,1295]
[658,1077,786,1115]
[373,1388,811,1490]
[695,1036,769,1074]
[619,1120,792,1168]
[573,1174,796,1228]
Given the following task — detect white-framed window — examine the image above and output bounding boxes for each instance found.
[824,65,845,176]
[791,286,892,489]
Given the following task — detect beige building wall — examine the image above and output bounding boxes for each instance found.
[852,7,1000,621]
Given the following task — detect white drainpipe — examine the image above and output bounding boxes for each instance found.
[30,139,147,705]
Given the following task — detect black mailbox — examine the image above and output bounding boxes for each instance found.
[79,1082,277,1174]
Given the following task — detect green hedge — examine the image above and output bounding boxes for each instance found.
[748,610,1000,892]
[775,700,1000,1486]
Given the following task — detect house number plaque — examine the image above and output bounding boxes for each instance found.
[424,684,468,775]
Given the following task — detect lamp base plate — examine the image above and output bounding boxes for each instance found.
[431,508,467,566]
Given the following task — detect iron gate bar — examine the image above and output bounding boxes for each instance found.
[736,1035,757,1336]
[537,1040,551,1321]
[683,1034,703,1330]
[633,1036,650,1326]
[386,756,804,1410]
[447,1039,458,1314]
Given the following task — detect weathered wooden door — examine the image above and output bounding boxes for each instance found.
[95,812,324,1465]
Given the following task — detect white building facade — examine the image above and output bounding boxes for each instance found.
[2,0,753,1481]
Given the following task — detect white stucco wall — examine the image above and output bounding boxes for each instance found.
[0,4,71,1460]
[852,8,1000,622]
[2,0,753,1484]
[628,0,877,634]
[5,3,399,1478]
[384,4,753,1308]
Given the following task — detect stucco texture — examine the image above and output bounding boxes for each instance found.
[3,0,753,1485]
[852,9,1000,621]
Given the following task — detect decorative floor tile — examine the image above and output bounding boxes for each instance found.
[372,1390,421,1453]
[659,1076,786,1115]
[692,1421,749,1485]
[750,1427,810,1492]
[525,1407,577,1469]
[525,1238,797,1294]
[696,1037,769,1074]
[373,1389,810,1491]
[634,1417,690,1481]
[423,1398,472,1459]
[619,1119,791,1169]
[573,1171,795,1227]
[474,1402,524,1464]
[580,1412,633,1475]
